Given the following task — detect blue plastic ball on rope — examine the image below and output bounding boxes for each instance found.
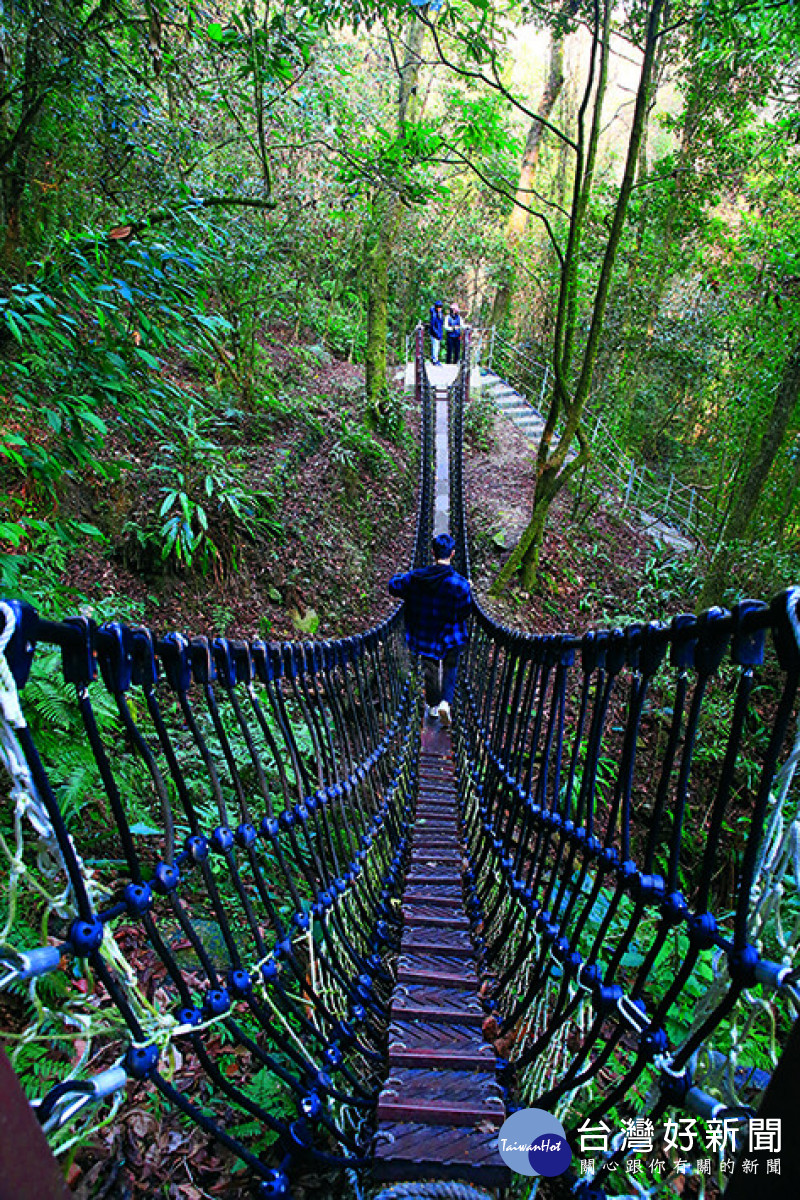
[258,1170,290,1198]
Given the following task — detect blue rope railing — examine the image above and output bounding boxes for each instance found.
[448,348,800,1193]
[0,334,435,1195]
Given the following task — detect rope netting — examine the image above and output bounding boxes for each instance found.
[0,322,799,1198]
[0,350,435,1193]
[449,344,800,1194]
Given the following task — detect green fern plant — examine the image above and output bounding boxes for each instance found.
[226,1066,296,1151]
[22,651,153,829]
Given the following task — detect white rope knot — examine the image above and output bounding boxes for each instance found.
[0,601,27,730]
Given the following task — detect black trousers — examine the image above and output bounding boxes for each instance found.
[445,336,461,364]
[421,649,460,707]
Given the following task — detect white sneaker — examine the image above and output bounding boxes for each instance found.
[437,701,451,727]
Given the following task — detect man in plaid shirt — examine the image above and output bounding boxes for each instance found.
[388,532,472,726]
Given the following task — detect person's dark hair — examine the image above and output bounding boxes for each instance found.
[432,532,456,559]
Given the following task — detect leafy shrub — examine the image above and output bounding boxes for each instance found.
[0,227,241,601]
[371,388,406,441]
[0,516,106,615]
[321,298,366,361]
[123,407,280,575]
[330,417,393,482]
[464,391,495,451]
[712,537,800,608]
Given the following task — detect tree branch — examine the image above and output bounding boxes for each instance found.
[420,15,579,153]
[440,146,565,261]
[107,195,278,241]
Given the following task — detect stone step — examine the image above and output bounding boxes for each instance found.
[491,395,521,408]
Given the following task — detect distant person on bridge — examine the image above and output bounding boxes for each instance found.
[444,303,463,364]
[388,532,472,727]
[429,301,444,365]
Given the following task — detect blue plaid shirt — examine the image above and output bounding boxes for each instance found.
[388,564,472,659]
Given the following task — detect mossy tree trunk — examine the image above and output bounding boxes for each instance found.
[491,0,667,594]
[364,18,425,426]
[699,338,800,609]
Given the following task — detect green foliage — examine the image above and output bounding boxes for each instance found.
[225,1066,296,1152]
[0,518,106,616]
[330,417,393,480]
[0,229,227,561]
[290,606,320,635]
[150,407,279,574]
[21,648,154,830]
[704,537,800,609]
[631,551,702,618]
[463,391,495,452]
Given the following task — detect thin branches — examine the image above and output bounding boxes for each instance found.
[419,13,579,153]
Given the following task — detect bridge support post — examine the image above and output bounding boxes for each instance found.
[0,1046,72,1200]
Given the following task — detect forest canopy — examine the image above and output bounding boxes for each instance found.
[1,0,799,607]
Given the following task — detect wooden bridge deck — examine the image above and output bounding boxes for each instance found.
[373,717,509,1188]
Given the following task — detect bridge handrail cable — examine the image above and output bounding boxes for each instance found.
[447,331,800,1191]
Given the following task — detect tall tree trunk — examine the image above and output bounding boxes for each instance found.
[699,338,800,608]
[1,17,43,268]
[489,29,566,330]
[611,2,671,437]
[364,18,424,423]
[491,0,667,594]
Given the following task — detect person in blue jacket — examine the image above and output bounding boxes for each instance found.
[388,532,472,726]
[429,301,444,364]
[444,303,462,364]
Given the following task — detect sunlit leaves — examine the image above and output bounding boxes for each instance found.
[336,120,445,204]
[445,89,520,158]
[204,5,321,80]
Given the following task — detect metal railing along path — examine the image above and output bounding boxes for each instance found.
[465,327,710,548]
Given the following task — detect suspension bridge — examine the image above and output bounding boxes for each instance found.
[0,327,799,1198]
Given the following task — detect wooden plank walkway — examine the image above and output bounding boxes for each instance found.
[373,718,509,1188]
